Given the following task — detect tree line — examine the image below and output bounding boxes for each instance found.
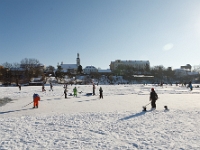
[0,58,199,85]
[0,58,46,85]
[0,58,84,85]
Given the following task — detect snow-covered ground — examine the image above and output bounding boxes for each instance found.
[0,84,200,149]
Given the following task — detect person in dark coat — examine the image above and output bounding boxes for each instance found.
[18,84,21,91]
[99,87,103,99]
[188,81,193,91]
[93,84,96,95]
[64,88,67,99]
[149,88,158,109]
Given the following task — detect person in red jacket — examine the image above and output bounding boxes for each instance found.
[33,93,40,108]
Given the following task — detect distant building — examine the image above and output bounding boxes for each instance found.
[59,53,80,74]
[83,66,98,74]
[173,64,192,77]
[60,63,78,74]
[174,69,188,77]
[98,69,112,74]
[109,60,150,71]
[181,64,192,72]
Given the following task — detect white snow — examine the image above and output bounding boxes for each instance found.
[0,84,200,149]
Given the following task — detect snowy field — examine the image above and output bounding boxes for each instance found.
[0,84,200,150]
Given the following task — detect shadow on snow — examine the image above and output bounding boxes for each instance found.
[0,108,32,114]
[118,110,153,121]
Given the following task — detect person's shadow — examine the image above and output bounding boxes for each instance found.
[0,108,32,114]
[118,111,148,121]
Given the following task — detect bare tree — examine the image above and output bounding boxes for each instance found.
[11,63,21,85]
[45,65,55,75]
[1,62,13,85]
[20,58,42,82]
[55,65,65,83]
[2,62,12,69]
[44,65,55,82]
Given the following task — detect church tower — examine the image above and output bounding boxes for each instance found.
[76,53,80,66]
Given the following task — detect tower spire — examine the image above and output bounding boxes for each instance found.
[76,53,80,66]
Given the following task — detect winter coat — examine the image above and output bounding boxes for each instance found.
[33,94,40,102]
[150,91,158,101]
[99,88,103,93]
[73,88,77,93]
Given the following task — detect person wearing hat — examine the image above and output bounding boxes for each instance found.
[149,88,158,110]
[33,93,40,108]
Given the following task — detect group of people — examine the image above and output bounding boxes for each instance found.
[92,83,103,99]
[33,86,156,109]
[41,83,53,92]
[63,83,103,100]
[40,83,102,99]
[72,84,103,99]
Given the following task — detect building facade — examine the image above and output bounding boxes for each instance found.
[181,64,192,72]
[83,66,98,74]
[60,53,80,74]
[109,60,150,71]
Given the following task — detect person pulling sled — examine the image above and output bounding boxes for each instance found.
[149,88,158,110]
[33,93,40,108]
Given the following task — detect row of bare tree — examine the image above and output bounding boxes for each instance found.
[0,58,45,85]
[1,58,199,85]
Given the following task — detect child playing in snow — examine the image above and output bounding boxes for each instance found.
[33,93,40,108]
[73,87,77,97]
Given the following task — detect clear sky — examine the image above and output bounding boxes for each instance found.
[1,0,200,69]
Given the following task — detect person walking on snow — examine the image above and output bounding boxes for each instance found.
[99,87,103,99]
[33,93,40,108]
[188,81,193,91]
[42,84,46,92]
[18,84,21,91]
[64,88,68,99]
[50,83,53,91]
[93,83,96,95]
[73,87,77,97]
[149,88,158,110]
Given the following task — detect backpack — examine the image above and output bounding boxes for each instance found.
[155,93,158,100]
[151,91,158,100]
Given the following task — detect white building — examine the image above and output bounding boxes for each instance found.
[174,68,199,77]
[60,64,78,73]
[59,53,80,74]
[98,69,112,74]
[109,60,150,71]
[174,69,188,77]
[83,66,98,74]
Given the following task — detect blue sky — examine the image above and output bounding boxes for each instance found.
[1,0,200,69]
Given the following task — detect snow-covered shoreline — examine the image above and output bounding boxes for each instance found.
[0,84,200,149]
